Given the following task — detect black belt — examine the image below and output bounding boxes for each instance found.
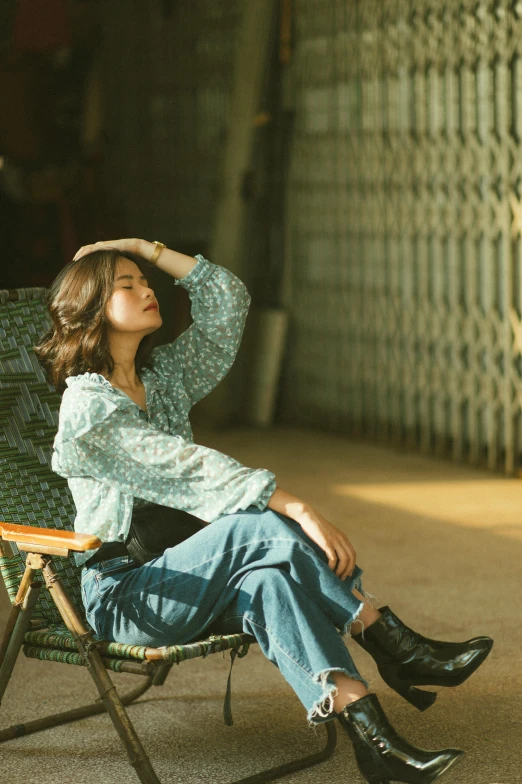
[85,542,130,568]
[84,504,207,569]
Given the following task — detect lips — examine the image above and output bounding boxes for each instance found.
[144,304,158,311]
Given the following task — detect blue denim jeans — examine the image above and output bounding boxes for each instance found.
[81,507,371,725]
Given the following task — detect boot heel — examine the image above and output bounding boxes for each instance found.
[382,669,437,711]
[403,685,437,711]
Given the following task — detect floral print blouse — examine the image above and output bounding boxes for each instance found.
[51,255,277,567]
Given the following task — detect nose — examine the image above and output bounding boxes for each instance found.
[143,287,158,307]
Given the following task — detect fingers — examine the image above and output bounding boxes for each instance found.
[343,541,356,580]
[336,550,353,580]
[72,245,87,261]
[72,240,123,261]
[301,516,356,581]
[325,546,338,572]
[73,243,98,261]
[331,537,356,581]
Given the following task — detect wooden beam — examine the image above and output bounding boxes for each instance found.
[198,0,279,427]
[209,0,278,278]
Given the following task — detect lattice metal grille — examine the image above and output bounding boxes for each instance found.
[281,0,522,474]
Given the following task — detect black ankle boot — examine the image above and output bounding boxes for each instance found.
[338,693,463,784]
[352,606,494,711]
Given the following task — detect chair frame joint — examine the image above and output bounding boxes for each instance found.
[25,553,48,571]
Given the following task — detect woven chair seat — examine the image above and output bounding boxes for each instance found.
[23,625,254,669]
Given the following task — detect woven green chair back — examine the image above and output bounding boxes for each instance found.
[0,287,82,626]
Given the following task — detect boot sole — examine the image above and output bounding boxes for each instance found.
[364,749,464,784]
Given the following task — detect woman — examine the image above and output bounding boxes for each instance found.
[36,238,493,784]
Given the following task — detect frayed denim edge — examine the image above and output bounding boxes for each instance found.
[346,586,380,642]
[306,598,369,729]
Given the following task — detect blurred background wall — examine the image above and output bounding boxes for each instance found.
[281,1,522,477]
[2,1,522,475]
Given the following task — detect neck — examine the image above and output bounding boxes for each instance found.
[100,360,140,390]
[107,368,141,389]
[104,332,142,389]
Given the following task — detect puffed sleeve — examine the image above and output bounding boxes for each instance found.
[150,254,251,407]
[52,390,276,523]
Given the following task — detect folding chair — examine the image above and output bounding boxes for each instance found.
[0,286,337,783]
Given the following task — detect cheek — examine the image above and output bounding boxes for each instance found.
[106,293,133,325]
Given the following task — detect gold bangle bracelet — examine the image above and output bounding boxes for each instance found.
[148,241,166,266]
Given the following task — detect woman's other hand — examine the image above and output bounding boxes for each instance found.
[296,507,357,580]
[267,486,357,580]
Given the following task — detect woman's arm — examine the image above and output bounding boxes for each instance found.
[53,388,276,523]
[73,238,250,408]
[267,486,357,582]
[136,240,198,279]
[73,238,198,280]
[149,253,250,406]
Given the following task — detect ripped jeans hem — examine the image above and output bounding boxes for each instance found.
[343,586,380,641]
[306,667,369,727]
[307,597,371,728]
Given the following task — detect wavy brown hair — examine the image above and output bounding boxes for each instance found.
[34,249,159,393]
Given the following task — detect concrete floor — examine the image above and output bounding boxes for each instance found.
[0,426,520,784]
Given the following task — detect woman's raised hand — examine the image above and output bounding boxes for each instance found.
[72,238,144,262]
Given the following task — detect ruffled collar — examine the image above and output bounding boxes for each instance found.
[65,369,168,397]
[65,372,113,390]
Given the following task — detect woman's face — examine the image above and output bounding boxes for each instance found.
[105,257,162,335]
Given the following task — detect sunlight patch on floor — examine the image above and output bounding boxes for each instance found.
[331,479,522,541]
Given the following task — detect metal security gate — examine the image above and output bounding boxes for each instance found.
[280,0,522,474]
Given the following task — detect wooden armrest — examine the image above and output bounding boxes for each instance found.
[0,522,102,552]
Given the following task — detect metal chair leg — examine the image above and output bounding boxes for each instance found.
[151,662,173,686]
[0,581,41,706]
[40,555,162,784]
[0,674,154,742]
[0,558,37,672]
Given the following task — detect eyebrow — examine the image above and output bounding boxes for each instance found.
[115,274,148,282]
